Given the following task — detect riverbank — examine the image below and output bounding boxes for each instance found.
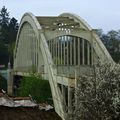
[0,106,62,120]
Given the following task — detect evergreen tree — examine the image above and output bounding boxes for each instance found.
[96,29,120,63]
[0,6,18,66]
[0,6,10,44]
[8,17,19,65]
[8,17,18,43]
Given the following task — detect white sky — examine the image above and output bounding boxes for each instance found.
[0,0,120,33]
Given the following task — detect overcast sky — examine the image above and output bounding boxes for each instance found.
[0,0,120,33]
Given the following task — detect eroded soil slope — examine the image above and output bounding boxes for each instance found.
[0,106,62,120]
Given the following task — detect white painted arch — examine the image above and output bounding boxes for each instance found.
[14,12,114,120]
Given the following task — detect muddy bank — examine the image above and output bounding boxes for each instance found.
[0,106,62,120]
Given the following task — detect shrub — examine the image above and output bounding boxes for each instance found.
[74,62,120,120]
[0,75,7,91]
[18,74,52,103]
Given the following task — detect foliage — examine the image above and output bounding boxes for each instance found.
[0,6,9,25]
[0,43,9,65]
[74,62,120,120]
[0,6,18,66]
[0,6,10,44]
[96,29,120,63]
[0,75,7,91]
[18,74,52,103]
[8,17,19,66]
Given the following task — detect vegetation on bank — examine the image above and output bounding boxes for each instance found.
[73,62,120,120]
[0,75,7,91]
[18,74,52,104]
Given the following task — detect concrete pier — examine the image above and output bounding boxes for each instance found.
[7,62,13,96]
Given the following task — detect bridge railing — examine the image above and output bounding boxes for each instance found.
[53,65,93,78]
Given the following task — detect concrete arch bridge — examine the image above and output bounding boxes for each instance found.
[13,12,113,119]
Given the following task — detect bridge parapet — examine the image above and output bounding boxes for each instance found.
[54,65,93,78]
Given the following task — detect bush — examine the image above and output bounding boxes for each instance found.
[74,62,120,120]
[18,74,52,103]
[0,75,7,91]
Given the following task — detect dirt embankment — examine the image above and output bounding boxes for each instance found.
[0,106,62,120]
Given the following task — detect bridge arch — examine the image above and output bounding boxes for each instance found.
[61,13,113,62]
[14,13,44,73]
[14,12,63,118]
[48,35,93,66]
[59,13,92,30]
[15,12,41,55]
[14,12,114,120]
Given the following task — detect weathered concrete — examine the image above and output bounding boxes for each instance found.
[13,12,114,120]
[7,63,13,96]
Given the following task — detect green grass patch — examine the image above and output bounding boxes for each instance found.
[18,74,52,104]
